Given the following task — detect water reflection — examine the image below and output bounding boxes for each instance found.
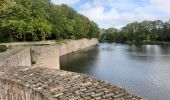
[60,43,170,100]
[159,45,170,55]
[60,46,99,73]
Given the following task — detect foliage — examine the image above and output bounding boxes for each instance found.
[100,28,119,42]
[100,20,170,43]
[0,0,100,42]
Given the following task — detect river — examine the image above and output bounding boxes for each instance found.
[60,43,170,100]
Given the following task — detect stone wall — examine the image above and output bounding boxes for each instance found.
[0,48,31,67]
[0,79,48,100]
[31,45,60,69]
[58,38,98,56]
[0,38,142,99]
[0,38,98,70]
[0,66,142,100]
[31,38,98,69]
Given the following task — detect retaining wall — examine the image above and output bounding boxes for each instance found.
[0,38,142,99]
[0,48,31,67]
[0,66,142,100]
[31,38,98,69]
[0,38,98,69]
[58,38,98,56]
[31,45,60,69]
[0,79,48,100]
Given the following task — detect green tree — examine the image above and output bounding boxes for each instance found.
[0,0,100,42]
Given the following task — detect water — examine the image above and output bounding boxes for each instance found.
[60,43,170,100]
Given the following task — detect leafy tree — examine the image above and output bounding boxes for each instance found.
[100,20,170,43]
[0,0,100,42]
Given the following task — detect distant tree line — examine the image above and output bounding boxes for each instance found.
[100,20,170,43]
[0,0,100,42]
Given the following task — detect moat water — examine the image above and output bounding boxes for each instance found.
[60,43,170,100]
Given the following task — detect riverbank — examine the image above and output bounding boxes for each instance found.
[126,41,170,45]
[100,41,170,45]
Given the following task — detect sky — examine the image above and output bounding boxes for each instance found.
[51,0,170,29]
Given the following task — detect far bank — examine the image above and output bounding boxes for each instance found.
[100,41,170,45]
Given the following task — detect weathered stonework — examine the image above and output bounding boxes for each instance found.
[0,38,143,99]
[0,66,142,100]
[58,38,98,56]
[0,48,31,67]
[31,45,60,69]
[0,38,98,69]
[31,38,98,69]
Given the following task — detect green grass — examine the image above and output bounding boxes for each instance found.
[0,39,72,58]
[0,47,24,58]
[55,39,71,44]
[0,39,73,46]
[0,40,56,46]
[0,39,73,58]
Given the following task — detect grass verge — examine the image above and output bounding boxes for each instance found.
[0,47,24,58]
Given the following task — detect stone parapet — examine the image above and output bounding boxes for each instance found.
[0,66,142,100]
[0,48,31,67]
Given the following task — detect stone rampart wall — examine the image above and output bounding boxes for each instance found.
[58,38,98,56]
[31,45,60,69]
[0,66,142,100]
[31,38,98,69]
[0,38,142,100]
[0,48,31,67]
[0,38,98,69]
[0,78,48,100]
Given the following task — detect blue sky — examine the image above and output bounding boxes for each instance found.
[51,0,170,28]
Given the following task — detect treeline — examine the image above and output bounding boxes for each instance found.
[100,20,170,43]
[0,0,100,42]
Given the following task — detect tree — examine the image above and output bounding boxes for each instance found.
[100,19,170,43]
[88,21,100,39]
[0,0,100,42]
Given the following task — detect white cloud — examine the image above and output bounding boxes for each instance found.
[151,0,170,13]
[51,0,80,5]
[79,0,170,28]
[51,0,170,28]
[80,6,120,28]
[80,4,156,28]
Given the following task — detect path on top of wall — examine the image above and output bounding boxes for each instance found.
[0,66,142,100]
